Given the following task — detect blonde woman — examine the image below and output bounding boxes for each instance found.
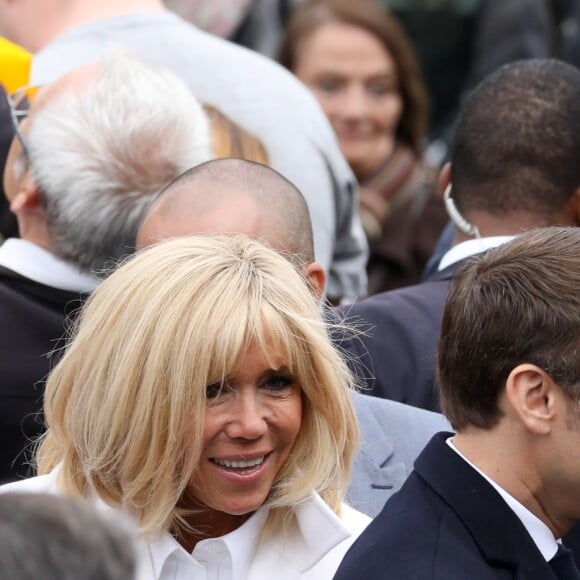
[0,235,370,579]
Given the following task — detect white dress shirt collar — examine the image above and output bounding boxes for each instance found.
[142,507,269,580]
[447,437,559,561]
[140,492,352,579]
[0,239,100,292]
[438,236,515,271]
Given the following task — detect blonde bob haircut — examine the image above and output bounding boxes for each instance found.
[37,235,359,538]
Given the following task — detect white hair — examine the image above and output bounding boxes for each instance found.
[27,50,212,274]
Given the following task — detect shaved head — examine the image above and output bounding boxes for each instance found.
[137,158,315,266]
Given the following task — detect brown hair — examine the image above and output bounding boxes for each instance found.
[278,0,428,155]
[205,105,269,164]
[438,227,580,431]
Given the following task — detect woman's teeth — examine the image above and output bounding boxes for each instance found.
[212,456,265,469]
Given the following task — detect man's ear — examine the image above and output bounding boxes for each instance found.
[439,162,452,199]
[505,364,556,435]
[9,179,43,215]
[303,261,326,302]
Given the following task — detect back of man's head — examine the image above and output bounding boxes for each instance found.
[137,158,316,267]
[438,227,580,431]
[0,492,135,580]
[451,59,580,220]
[24,50,212,273]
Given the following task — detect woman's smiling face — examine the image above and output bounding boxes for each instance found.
[294,21,403,180]
[188,340,302,531]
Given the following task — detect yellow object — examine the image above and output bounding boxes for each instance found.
[0,36,31,94]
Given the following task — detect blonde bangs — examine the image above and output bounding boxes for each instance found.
[37,235,359,539]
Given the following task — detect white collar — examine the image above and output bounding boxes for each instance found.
[438,236,515,271]
[143,506,269,580]
[142,492,351,578]
[0,239,100,292]
[446,438,559,561]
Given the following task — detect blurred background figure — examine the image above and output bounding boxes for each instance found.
[279,0,447,293]
[164,0,253,39]
[550,0,580,68]
[167,0,552,155]
[205,105,269,163]
[0,37,31,94]
[0,0,368,303]
[0,85,16,241]
[0,36,31,241]
[374,0,552,150]
[0,493,135,580]
[165,0,297,57]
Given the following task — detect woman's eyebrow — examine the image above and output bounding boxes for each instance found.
[261,366,295,380]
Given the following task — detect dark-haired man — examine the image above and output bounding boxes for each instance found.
[341,58,580,412]
[335,227,580,579]
[137,157,450,519]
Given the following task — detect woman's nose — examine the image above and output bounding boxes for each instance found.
[340,86,369,119]
[224,392,268,440]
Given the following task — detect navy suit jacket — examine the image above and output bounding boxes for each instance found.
[335,433,567,579]
[338,263,459,412]
[0,266,88,482]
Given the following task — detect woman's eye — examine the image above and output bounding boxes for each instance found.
[263,374,295,392]
[367,82,396,97]
[316,77,343,93]
[206,382,223,399]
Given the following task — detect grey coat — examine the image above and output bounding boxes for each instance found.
[347,392,451,517]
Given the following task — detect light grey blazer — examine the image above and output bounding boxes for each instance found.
[347,392,451,517]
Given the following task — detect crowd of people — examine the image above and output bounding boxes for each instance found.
[0,1,579,579]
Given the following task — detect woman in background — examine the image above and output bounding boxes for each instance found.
[280,0,447,293]
[0,235,369,579]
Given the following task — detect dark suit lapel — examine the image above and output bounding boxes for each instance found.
[415,433,557,579]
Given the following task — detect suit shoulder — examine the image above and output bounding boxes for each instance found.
[335,474,446,579]
[336,474,493,579]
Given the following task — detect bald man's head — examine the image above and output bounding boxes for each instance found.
[137,158,316,266]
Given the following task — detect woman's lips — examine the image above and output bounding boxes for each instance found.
[336,129,373,142]
[209,452,272,481]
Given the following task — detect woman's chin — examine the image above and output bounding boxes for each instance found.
[346,153,384,180]
[341,142,394,180]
